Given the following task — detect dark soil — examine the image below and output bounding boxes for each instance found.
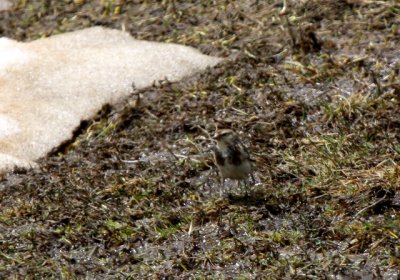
[0,0,399,278]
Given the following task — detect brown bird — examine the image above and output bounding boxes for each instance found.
[213,129,255,195]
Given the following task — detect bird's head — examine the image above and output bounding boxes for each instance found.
[213,129,238,149]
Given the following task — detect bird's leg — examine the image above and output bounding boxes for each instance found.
[244,179,249,197]
[220,177,225,196]
[250,173,256,185]
[237,180,247,195]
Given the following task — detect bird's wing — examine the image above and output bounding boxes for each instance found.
[213,146,225,166]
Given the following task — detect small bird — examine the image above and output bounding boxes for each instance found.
[213,129,255,195]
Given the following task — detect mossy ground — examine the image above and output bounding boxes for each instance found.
[0,0,399,278]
